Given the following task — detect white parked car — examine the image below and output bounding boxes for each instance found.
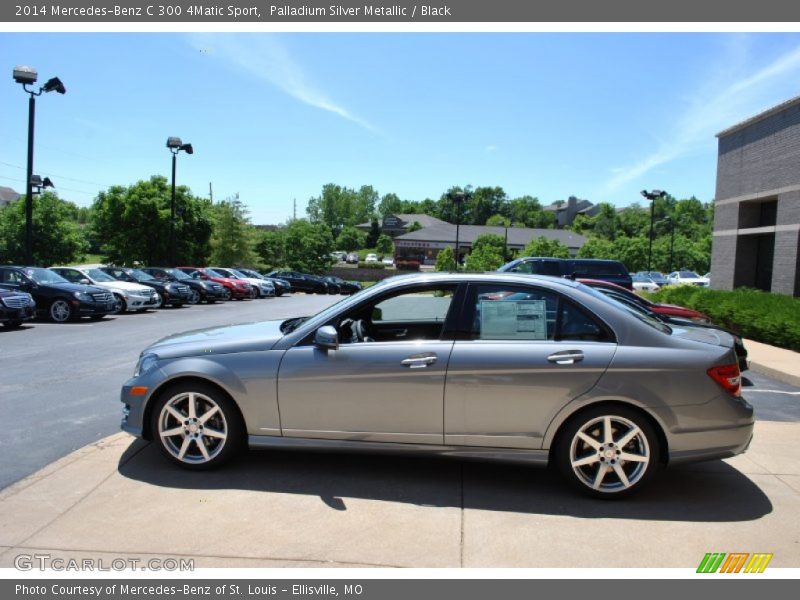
[667,270,710,287]
[50,266,160,313]
[365,253,378,263]
[382,256,395,266]
[631,274,660,292]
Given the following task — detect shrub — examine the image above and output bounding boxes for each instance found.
[649,286,800,351]
[357,261,386,269]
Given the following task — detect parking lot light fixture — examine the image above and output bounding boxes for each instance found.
[13,65,66,265]
[453,192,465,269]
[641,189,667,272]
[166,137,194,267]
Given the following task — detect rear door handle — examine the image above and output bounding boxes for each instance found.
[547,350,584,365]
[401,353,438,368]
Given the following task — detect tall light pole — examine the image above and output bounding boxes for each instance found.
[13,66,66,265]
[641,189,666,272]
[453,192,465,268]
[166,137,193,267]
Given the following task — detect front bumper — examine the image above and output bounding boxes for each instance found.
[125,292,160,310]
[76,299,115,316]
[0,304,35,323]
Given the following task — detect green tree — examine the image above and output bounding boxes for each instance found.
[435,246,456,272]
[91,176,212,265]
[306,183,377,238]
[365,218,382,248]
[378,192,403,217]
[255,230,286,270]
[486,214,511,227]
[577,237,616,260]
[284,219,334,274]
[469,186,507,225]
[406,221,423,233]
[0,192,88,265]
[336,226,366,252]
[464,245,504,272]
[209,196,257,266]
[376,233,394,256]
[472,233,506,255]
[522,236,570,258]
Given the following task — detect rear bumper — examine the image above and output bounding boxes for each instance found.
[667,423,754,464]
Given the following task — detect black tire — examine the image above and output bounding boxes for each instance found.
[206,297,217,304]
[90,314,107,320]
[49,299,73,323]
[222,288,233,301]
[150,381,245,470]
[111,294,126,315]
[187,289,201,305]
[554,405,661,499]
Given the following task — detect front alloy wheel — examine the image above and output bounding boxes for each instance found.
[556,406,659,498]
[187,289,201,305]
[222,287,233,301]
[111,294,126,314]
[152,385,243,469]
[49,299,73,323]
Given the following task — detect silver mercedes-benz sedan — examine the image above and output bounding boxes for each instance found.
[120,273,753,498]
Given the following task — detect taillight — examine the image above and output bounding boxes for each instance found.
[707,364,742,397]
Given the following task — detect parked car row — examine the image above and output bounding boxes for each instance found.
[0,263,363,328]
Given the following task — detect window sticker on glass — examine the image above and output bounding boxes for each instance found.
[479,300,547,340]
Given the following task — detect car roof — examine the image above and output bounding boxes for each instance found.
[374,271,583,290]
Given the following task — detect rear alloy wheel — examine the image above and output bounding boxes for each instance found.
[187,288,201,305]
[111,294,126,314]
[556,406,660,498]
[151,383,244,469]
[49,299,73,323]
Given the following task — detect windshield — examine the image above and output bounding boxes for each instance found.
[166,268,190,280]
[679,271,700,278]
[205,268,226,278]
[229,269,248,279]
[86,268,117,282]
[129,269,155,281]
[24,268,69,284]
[577,283,672,335]
[239,269,260,279]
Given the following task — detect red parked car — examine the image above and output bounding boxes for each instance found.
[177,267,252,301]
[577,278,711,323]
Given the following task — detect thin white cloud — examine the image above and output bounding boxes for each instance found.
[189,34,378,133]
[485,144,499,153]
[604,41,800,193]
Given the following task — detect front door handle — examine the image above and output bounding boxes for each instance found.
[401,353,438,368]
[547,350,584,365]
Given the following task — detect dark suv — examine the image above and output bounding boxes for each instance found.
[0,266,115,322]
[0,288,36,328]
[498,257,633,290]
[266,271,328,294]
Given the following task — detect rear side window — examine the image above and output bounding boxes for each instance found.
[465,284,614,343]
[570,261,628,278]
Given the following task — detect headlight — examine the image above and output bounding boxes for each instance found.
[134,353,159,377]
[73,291,92,302]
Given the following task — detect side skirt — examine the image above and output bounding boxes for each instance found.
[248,435,550,466]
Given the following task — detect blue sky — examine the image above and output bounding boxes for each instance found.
[2,33,800,224]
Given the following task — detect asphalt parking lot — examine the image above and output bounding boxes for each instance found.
[1,293,799,567]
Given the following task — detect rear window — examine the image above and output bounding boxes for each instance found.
[570,261,628,278]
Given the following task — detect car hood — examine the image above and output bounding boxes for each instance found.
[94,281,152,294]
[42,281,107,294]
[146,319,286,359]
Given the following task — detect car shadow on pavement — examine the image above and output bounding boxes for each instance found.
[118,439,772,523]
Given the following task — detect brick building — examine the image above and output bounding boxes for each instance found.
[712,96,800,296]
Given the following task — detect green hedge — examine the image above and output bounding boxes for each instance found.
[357,261,386,269]
[648,286,800,351]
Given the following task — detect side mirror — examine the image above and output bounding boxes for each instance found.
[79,278,91,285]
[314,325,339,351]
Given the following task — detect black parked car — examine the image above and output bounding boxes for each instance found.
[142,267,227,304]
[498,257,633,290]
[0,266,115,323]
[0,288,36,328]
[322,275,362,295]
[237,268,291,296]
[266,270,328,294]
[101,267,191,307]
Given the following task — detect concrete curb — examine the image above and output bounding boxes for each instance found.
[744,338,800,388]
